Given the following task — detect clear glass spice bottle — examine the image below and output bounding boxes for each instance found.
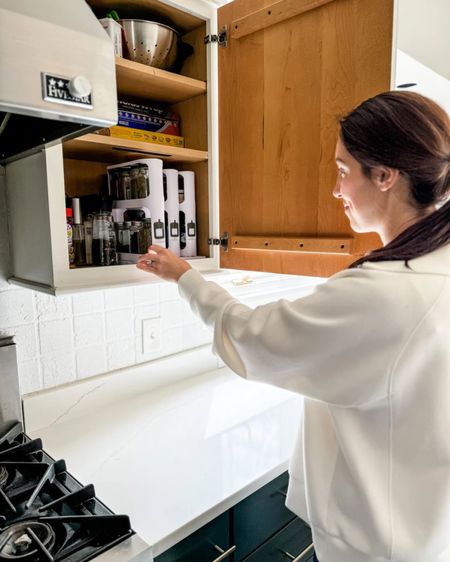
[130,166,139,199]
[119,168,131,200]
[115,221,131,253]
[130,220,143,253]
[139,218,152,253]
[72,198,86,266]
[137,164,149,198]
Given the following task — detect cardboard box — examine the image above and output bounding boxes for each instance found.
[117,111,180,135]
[96,126,184,148]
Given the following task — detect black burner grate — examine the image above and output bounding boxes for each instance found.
[0,423,134,562]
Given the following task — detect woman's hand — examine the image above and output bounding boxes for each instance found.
[136,245,192,282]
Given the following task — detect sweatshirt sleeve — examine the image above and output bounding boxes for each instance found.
[178,268,403,406]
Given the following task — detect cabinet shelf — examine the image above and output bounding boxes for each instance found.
[115,57,207,104]
[63,133,208,163]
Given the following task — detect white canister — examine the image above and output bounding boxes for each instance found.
[108,158,167,249]
[163,169,181,256]
[178,171,197,257]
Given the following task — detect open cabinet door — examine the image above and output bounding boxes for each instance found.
[218,0,394,276]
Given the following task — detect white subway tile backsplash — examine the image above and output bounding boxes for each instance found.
[6,324,38,362]
[73,313,105,348]
[76,345,107,379]
[0,288,34,328]
[105,309,134,342]
[160,300,183,330]
[161,326,184,356]
[38,318,73,355]
[104,287,133,310]
[41,351,76,388]
[107,338,135,370]
[35,293,71,321]
[133,284,160,305]
[133,303,160,320]
[18,359,42,394]
[72,291,104,315]
[160,282,180,302]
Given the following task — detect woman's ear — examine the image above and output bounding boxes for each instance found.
[371,167,400,192]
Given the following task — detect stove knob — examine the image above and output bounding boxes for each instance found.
[68,76,92,99]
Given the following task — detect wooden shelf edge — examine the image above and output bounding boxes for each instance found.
[230,235,354,255]
[115,57,207,103]
[64,134,208,163]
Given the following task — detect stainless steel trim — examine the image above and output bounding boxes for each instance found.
[0,338,22,437]
[90,534,152,561]
[283,542,315,562]
[212,544,237,562]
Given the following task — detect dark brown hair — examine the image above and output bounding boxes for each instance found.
[339,91,450,268]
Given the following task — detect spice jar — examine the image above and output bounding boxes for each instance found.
[139,218,152,253]
[137,164,149,198]
[130,220,143,253]
[119,168,131,200]
[115,221,131,253]
[130,166,139,199]
[92,212,117,266]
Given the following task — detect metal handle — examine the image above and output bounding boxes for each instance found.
[283,542,314,562]
[212,544,236,562]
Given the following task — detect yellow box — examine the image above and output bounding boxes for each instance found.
[95,126,185,148]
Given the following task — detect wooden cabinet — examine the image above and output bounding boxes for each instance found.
[154,472,314,562]
[218,0,393,277]
[5,0,394,294]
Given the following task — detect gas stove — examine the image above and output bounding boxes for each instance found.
[0,337,150,561]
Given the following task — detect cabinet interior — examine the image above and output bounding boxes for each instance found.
[62,1,210,261]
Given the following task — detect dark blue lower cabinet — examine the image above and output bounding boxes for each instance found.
[242,518,313,562]
[154,472,314,562]
[233,472,296,560]
[154,511,233,562]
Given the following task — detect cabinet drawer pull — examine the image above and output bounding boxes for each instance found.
[283,542,314,562]
[212,544,236,562]
[276,489,288,497]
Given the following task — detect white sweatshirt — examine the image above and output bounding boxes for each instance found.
[178,244,450,562]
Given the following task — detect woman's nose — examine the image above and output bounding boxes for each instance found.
[332,177,342,199]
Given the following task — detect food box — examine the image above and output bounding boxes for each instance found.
[95,126,184,147]
[117,112,180,135]
[117,100,180,135]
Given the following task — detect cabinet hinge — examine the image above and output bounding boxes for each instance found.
[208,232,229,251]
[204,26,228,47]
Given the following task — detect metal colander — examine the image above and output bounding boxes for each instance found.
[120,19,179,70]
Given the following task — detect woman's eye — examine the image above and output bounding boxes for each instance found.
[338,169,346,178]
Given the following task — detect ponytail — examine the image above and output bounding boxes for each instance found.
[350,199,450,268]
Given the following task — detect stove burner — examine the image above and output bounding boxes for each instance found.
[0,468,8,489]
[0,521,55,560]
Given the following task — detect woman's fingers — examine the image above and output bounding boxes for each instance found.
[136,246,192,282]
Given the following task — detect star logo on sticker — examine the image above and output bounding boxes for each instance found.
[57,80,64,88]
[49,78,56,86]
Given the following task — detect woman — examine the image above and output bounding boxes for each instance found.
[137,91,450,562]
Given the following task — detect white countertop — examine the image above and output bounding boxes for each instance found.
[23,352,303,558]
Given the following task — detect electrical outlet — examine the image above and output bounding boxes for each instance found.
[142,318,161,354]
